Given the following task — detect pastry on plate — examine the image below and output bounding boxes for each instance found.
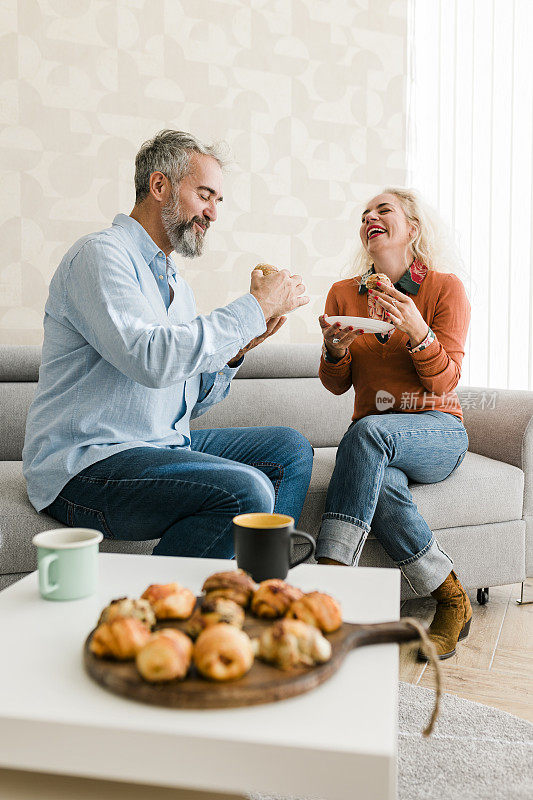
[90,617,151,660]
[253,619,331,670]
[285,591,342,633]
[251,579,303,619]
[202,569,257,608]
[136,628,193,683]
[97,597,156,628]
[193,623,254,681]
[185,596,245,640]
[141,582,196,620]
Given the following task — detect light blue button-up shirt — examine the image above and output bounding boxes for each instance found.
[23,214,266,512]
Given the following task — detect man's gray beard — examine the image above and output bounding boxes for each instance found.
[161,194,205,259]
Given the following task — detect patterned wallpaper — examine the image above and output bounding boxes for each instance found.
[0,0,408,345]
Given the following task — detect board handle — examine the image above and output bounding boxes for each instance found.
[344,619,425,650]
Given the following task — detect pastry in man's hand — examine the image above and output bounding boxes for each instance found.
[90,617,151,660]
[365,272,394,322]
[97,597,156,628]
[185,596,245,640]
[141,582,196,620]
[193,623,254,681]
[136,628,193,683]
[285,591,342,633]
[202,569,257,608]
[253,263,279,276]
[253,619,331,670]
[251,579,304,619]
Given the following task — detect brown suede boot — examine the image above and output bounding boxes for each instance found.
[417,571,472,661]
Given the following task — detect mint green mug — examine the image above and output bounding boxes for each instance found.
[32,528,103,601]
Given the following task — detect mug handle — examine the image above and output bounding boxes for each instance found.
[289,530,316,568]
[40,553,59,595]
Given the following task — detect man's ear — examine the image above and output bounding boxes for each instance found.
[149,171,171,204]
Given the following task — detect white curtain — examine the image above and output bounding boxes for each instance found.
[407,0,533,390]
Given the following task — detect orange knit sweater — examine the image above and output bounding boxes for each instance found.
[319,271,470,421]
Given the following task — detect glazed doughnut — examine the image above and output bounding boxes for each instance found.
[253,619,331,670]
[90,617,151,660]
[193,623,254,681]
[141,582,196,620]
[202,569,257,608]
[251,579,304,619]
[97,597,156,628]
[136,628,193,683]
[285,591,342,633]
[185,596,245,640]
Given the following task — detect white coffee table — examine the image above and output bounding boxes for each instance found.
[0,554,401,800]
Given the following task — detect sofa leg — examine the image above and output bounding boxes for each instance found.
[476,588,489,605]
[516,580,533,606]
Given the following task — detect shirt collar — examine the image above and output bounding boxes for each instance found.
[358,260,428,295]
[112,214,179,278]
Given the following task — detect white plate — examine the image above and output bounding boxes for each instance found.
[324,315,395,334]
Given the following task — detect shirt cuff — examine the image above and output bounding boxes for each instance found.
[226,294,267,345]
[321,342,351,366]
[407,327,435,353]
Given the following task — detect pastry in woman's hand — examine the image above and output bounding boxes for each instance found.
[251,579,304,619]
[141,582,196,620]
[185,596,245,640]
[90,617,151,660]
[97,597,156,628]
[136,628,193,683]
[254,619,331,670]
[285,591,342,633]
[193,623,254,681]
[365,272,394,322]
[202,569,257,608]
[253,263,278,276]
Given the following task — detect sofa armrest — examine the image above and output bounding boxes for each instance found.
[458,386,533,577]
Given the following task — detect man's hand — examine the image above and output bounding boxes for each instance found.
[250,268,309,320]
[227,316,287,367]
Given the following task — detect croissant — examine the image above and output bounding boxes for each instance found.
[202,569,257,608]
[185,596,245,640]
[97,597,156,628]
[251,579,304,619]
[90,617,151,660]
[254,619,331,670]
[141,582,196,620]
[136,628,193,683]
[193,623,254,681]
[285,591,342,633]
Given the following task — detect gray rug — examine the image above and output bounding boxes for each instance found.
[249,682,533,800]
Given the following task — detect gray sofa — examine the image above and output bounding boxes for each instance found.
[1,343,532,599]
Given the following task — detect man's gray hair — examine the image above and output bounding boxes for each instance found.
[134,129,229,204]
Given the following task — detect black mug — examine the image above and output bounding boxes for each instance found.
[233,513,316,583]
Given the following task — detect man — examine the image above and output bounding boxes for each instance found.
[23,129,313,558]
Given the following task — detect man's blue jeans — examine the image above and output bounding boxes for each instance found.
[316,411,469,595]
[45,427,314,559]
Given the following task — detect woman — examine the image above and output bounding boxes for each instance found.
[317,187,471,660]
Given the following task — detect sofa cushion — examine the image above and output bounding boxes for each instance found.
[298,449,524,537]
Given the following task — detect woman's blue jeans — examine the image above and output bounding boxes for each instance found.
[316,410,469,595]
[45,426,314,559]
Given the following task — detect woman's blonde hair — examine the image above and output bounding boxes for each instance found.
[349,187,464,276]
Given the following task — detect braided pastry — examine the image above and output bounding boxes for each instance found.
[202,569,257,608]
[285,591,342,633]
[253,263,278,276]
[193,623,254,681]
[141,582,196,620]
[185,596,245,640]
[97,597,156,628]
[365,272,394,323]
[251,579,303,619]
[253,619,331,670]
[136,628,193,683]
[90,617,151,660]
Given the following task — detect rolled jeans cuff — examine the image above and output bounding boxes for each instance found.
[316,514,369,565]
[397,537,453,596]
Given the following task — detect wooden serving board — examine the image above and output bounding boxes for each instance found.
[84,607,422,709]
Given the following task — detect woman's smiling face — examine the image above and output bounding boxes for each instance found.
[359,192,416,256]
